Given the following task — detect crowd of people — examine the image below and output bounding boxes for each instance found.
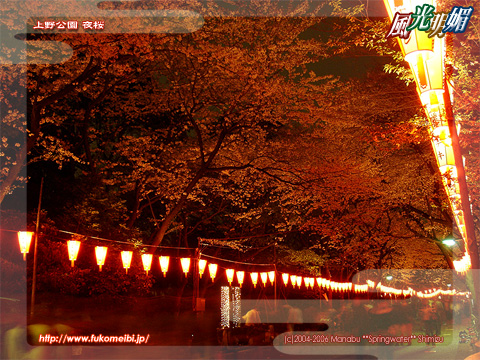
[222,297,472,346]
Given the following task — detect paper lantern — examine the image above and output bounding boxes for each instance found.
[282,273,289,286]
[180,258,190,277]
[250,272,259,288]
[309,278,315,289]
[432,126,452,147]
[67,240,81,267]
[383,0,435,63]
[260,272,268,286]
[236,271,245,288]
[18,231,33,260]
[142,253,153,275]
[290,275,297,287]
[296,276,302,288]
[95,246,108,271]
[316,277,322,288]
[226,268,235,286]
[268,271,275,285]
[159,256,169,277]
[412,37,444,99]
[198,259,207,278]
[209,263,218,282]
[432,139,455,174]
[121,251,132,273]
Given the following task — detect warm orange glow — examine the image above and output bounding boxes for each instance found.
[95,246,107,271]
[410,37,444,100]
[180,258,190,277]
[142,253,153,275]
[316,277,323,288]
[308,278,314,289]
[290,275,297,287]
[121,251,132,273]
[282,273,289,286]
[296,276,302,288]
[431,127,455,174]
[159,256,169,277]
[383,0,434,63]
[67,240,81,267]
[454,253,471,274]
[432,126,452,147]
[198,259,207,278]
[268,271,275,285]
[260,272,268,286]
[236,271,245,288]
[18,231,34,260]
[251,272,259,288]
[208,263,218,282]
[226,268,235,286]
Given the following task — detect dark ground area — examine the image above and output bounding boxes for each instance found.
[27,292,221,346]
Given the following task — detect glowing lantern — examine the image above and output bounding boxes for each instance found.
[17,231,33,260]
[159,256,169,277]
[180,258,190,277]
[290,275,297,287]
[308,278,313,289]
[198,259,207,278]
[411,37,444,100]
[296,276,302,288]
[95,246,108,271]
[120,251,132,273]
[325,279,331,290]
[383,0,435,64]
[250,272,259,288]
[316,277,322,288]
[142,253,153,275]
[454,253,471,275]
[67,240,81,267]
[433,126,452,147]
[236,271,245,288]
[260,272,268,286]
[268,271,275,285]
[432,139,455,174]
[209,263,218,282]
[226,268,235,286]
[282,273,289,286]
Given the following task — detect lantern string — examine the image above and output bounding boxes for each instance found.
[2,229,470,297]
[200,253,274,267]
[0,228,29,233]
[54,229,192,249]
[199,240,275,250]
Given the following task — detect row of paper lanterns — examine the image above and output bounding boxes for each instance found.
[383,0,472,274]
[17,232,469,298]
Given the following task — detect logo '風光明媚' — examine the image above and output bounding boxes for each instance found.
[387,5,474,39]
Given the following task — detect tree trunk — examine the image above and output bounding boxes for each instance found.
[149,128,228,249]
[0,143,27,204]
[126,181,142,228]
